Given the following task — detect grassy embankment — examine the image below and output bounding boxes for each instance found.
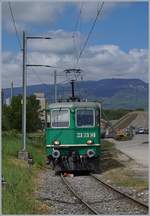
[101,140,148,190]
[2,130,50,214]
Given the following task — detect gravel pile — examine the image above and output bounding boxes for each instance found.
[35,169,92,214]
[112,111,148,129]
[128,111,148,128]
[66,175,148,215]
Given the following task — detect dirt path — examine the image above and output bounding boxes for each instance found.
[106,134,149,168]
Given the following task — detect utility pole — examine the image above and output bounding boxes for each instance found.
[10,81,13,103]
[54,70,57,103]
[18,31,28,160]
[22,31,27,152]
[18,32,52,161]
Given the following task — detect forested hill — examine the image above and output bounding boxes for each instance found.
[3,78,148,110]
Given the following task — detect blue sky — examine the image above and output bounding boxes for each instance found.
[3,2,148,52]
[55,2,148,52]
[2,1,148,87]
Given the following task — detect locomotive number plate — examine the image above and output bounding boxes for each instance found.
[76,132,96,138]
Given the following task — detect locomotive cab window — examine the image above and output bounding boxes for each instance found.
[51,109,70,128]
[76,109,95,127]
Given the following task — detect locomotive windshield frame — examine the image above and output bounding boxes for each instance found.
[51,108,70,128]
[75,108,95,128]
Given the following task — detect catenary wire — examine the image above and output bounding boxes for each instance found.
[8,2,22,50]
[72,2,83,63]
[8,1,70,99]
[76,1,104,65]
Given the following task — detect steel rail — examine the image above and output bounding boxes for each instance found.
[90,173,149,210]
[60,174,100,215]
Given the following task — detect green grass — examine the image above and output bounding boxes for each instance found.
[101,140,148,190]
[2,130,48,214]
[105,169,148,190]
[101,140,115,151]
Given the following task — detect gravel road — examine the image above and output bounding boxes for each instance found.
[106,134,149,167]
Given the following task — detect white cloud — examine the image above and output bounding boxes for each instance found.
[2,1,66,32]
[2,2,147,88]
[2,40,148,88]
[28,29,83,55]
[78,45,148,81]
[2,1,123,33]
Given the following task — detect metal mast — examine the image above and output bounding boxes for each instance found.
[18,31,28,160]
[22,31,27,151]
[18,32,52,160]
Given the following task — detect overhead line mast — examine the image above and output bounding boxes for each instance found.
[18,31,52,160]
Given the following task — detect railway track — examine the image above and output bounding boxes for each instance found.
[60,174,99,214]
[61,173,148,215]
[90,173,149,211]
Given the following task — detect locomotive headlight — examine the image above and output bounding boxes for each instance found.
[87,140,93,145]
[53,140,60,145]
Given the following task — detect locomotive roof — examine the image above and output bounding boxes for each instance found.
[47,102,101,109]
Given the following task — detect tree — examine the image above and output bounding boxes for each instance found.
[136,108,144,111]
[9,95,22,131]
[26,95,41,132]
[2,104,11,130]
[2,95,42,132]
[102,109,132,120]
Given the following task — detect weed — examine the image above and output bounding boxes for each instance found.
[2,131,47,214]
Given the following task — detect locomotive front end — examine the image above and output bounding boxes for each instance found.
[45,102,101,173]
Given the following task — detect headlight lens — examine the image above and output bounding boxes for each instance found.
[87,140,93,144]
[53,140,60,145]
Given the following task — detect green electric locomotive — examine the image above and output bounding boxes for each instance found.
[45,101,101,172]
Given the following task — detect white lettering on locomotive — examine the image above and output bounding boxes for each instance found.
[76,132,96,138]
[76,133,83,138]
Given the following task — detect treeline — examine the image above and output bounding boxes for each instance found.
[102,108,144,121]
[2,95,144,131]
[2,95,42,132]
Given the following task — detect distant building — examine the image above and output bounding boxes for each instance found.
[34,92,46,125]
[5,97,11,106]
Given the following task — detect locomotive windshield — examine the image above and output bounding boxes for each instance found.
[76,109,94,127]
[51,109,70,128]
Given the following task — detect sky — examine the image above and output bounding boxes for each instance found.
[2,1,148,88]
